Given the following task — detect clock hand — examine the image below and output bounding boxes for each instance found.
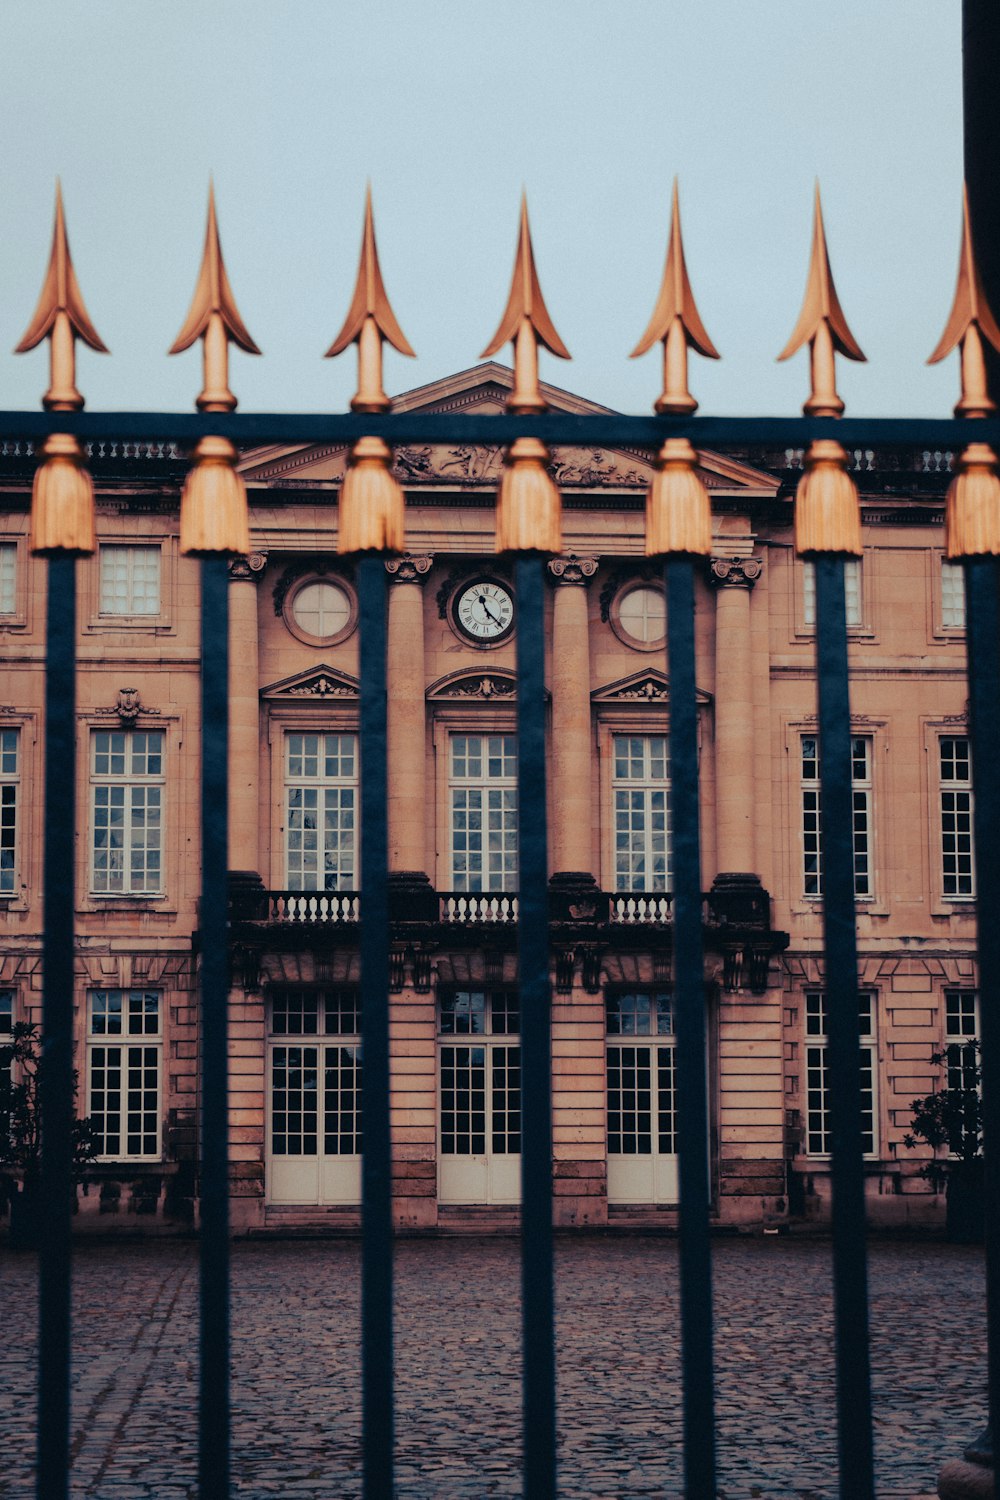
[478,594,503,626]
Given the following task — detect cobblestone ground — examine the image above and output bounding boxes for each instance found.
[0,1236,981,1498]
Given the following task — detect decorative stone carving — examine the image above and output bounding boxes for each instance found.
[272,558,354,617]
[709,556,763,589]
[286,676,356,699]
[547,555,598,587]
[96,688,159,725]
[260,665,359,701]
[385,554,433,585]
[228,552,267,582]
[450,676,516,700]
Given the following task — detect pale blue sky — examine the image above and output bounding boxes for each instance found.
[0,2,964,419]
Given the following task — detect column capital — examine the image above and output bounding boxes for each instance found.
[228,551,267,582]
[547,554,599,587]
[709,556,762,590]
[385,553,433,585]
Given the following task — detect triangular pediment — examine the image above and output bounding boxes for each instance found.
[261,664,359,701]
[238,362,779,494]
[592,669,711,705]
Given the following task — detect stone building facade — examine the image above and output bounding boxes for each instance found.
[0,364,976,1232]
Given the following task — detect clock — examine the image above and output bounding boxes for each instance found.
[452,577,516,645]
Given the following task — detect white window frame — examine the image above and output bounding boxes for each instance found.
[940,559,966,632]
[944,989,979,1091]
[87,989,162,1161]
[803,989,878,1158]
[611,733,671,893]
[802,557,863,630]
[90,729,165,896]
[939,735,974,899]
[801,733,873,899]
[0,542,16,616]
[448,733,518,892]
[284,731,359,892]
[98,545,162,617]
[438,988,521,1206]
[0,729,19,897]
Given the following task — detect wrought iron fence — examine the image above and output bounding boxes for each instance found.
[10,10,1000,1492]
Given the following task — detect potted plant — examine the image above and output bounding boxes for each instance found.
[0,1021,101,1248]
[904,1039,983,1244]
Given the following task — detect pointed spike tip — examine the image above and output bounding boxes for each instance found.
[326,190,415,360]
[169,184,261,357]
[481,196,571,361]
[15,182,108,356]
[928,183,1000,366]
[631,179,720,361]
[777,185,865,364]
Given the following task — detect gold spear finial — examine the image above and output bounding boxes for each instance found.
[326,187,414,554]
[928,183,1000,418]
[482,192,570,415]
[778,182,865,419]
[632,180,720,558]
[929,185,1000,556]
[631,178,719,416]
[169,182,260,554]
[780,184,866,557]
[482,194,569,553]
[326,183,415,414]
[15,181,108,555]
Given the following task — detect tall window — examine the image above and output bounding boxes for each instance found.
[606,991,676,1156]
[940,736,974,897]
[98,546,161,616]
[612,734,671,892]
[91,730,163,894]
[945,990,979,1091]
[941,560,966,630]
[803,558,862,628]
[449,734,517,891]
[804,990,877,1156]
[0,543,16,615]
[439,990,520,1156]
[801,734,872,898]
[87,990,161,1159]
[0,729,18,895]
[285,733,358,891]
[269,989,362,1159]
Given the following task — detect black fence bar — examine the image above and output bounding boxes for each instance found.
[814,557,875,1500]
[964,557,1000,1451]
[665,557,717,1500]
[198,557,232,1498]
[2,410,999,450]
[358,556,394,1500]
[515,556,556,1500]
[36,556,77,1500]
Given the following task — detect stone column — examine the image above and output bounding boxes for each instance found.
[547,555,598,879]
[228,552,266,878]
[709,556,762,879]
[385,555,432,877]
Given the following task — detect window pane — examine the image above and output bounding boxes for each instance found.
[0,544,15,614]
[99,547,161,615]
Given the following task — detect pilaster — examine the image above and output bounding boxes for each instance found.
[547,555,598,878]
[709,555,762,880]
[227,551,266,878]
[386,555,432,877]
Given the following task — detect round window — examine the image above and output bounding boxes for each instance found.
[612,583,666,650]
[284,577,357,647]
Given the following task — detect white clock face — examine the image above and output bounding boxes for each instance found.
[455,579,515,644]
